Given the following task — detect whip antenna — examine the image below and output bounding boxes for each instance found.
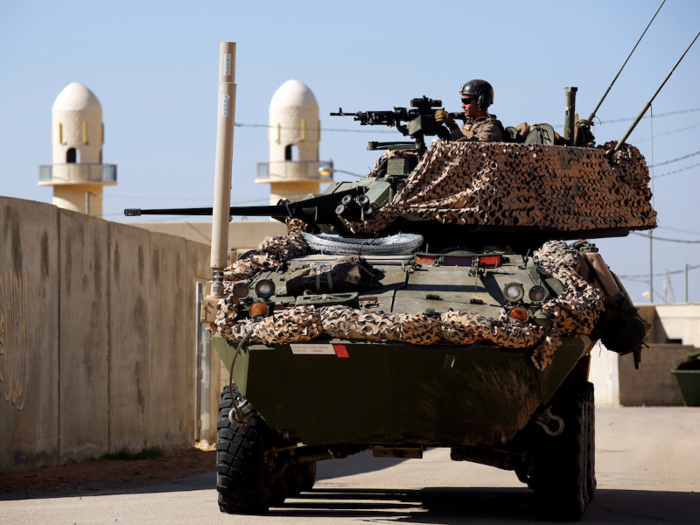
[615,30,700,151]
[588,0,666,123]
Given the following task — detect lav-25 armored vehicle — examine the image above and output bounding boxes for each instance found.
[127,89,654,521]
[204,89,655,521]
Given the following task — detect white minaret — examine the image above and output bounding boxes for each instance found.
[39,82,117,217]
[256,79,331,205]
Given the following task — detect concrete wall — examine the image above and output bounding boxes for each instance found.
[588,342,620,406]
[1,199,59,471]
[0,196,211,473]
[130,220,287,254]
[638,303,700,347]
[618,343,693,406]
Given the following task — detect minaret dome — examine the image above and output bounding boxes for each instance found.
[39,82,117,217]
[256,79,331,205]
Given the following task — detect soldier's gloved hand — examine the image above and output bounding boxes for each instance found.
[434,109,454,127]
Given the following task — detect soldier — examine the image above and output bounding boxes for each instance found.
[436,79,504,142]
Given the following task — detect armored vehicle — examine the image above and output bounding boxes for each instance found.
[126,88,653,521]
[123,30,700,519]
[203,93,652,521]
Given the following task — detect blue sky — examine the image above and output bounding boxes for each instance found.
[1,0,698,302]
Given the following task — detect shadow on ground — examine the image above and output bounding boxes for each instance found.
[272,487,700,524]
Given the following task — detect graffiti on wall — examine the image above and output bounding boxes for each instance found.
[0,269,28,411]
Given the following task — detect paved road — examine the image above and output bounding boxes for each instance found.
[2,407,699,524]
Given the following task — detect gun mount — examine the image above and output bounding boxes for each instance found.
[331,95,462,151]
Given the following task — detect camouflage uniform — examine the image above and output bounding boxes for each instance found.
[448,115,504,142]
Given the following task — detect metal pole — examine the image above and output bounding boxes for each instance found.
[615,31,700,151]
[210,42,237,297]
[685,264,689,302]
[563,87,577,145]
[649,231,653,303]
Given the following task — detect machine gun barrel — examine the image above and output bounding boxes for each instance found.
[331,97,459,150]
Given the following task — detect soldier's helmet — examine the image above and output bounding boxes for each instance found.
[459,79,494,110]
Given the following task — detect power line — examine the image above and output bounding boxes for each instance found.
[653,161,700,179]
[617,263,700,279]
[597,107,700,124]
[658,225,700,236]
[103,195,270,203]
[239,107,700,135]
[650,149,700,167]
[631,232,700,244]
[636,123,700,142]
[234,122,395,134]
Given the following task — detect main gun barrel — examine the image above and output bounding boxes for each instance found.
[124,205,290,217]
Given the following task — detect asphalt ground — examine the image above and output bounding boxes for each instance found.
[1,407,698,524]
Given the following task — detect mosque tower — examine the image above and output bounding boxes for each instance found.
[256,79,332,205]
[39,82,117,217]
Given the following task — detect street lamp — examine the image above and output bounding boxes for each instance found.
[318,166,364,179]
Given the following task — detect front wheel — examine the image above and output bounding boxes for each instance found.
[216,385,271,514]
[532,380,595,522]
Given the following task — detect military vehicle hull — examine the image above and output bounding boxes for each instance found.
[214,334,593,447]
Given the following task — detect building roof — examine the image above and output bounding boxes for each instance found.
[269,79,318,109]
[52,82,101,112]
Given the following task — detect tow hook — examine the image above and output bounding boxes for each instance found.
[228,398,255,428]
[533,406,565,437]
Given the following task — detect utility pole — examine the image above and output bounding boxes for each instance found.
[649,231,653,303]
[685,264,689,302]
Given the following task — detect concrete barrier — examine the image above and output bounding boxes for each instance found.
[0,197,211,473]
[131,220,288,253]
[619,344,694,406]
[0,199,59,472]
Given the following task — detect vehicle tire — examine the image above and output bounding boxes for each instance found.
[286,465,305,497]
[586,383,597,503]
[301,461,317,491]
[532,380,593,522]
[216,385,271,514]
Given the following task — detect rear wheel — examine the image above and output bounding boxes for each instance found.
[532,380,594,521]
[301,461,317,490]
[286,461,316,497]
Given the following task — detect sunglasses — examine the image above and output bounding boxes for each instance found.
[461,98,476,105]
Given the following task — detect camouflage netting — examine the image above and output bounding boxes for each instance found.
[346,141,656,234]
[214,234,606,370]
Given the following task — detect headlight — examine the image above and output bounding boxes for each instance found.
[233,282,249,299]
[528,285,546,302]
[255,279,276,299]
[509,307,529,321]
[503,283,524,303]
[250,302,269,317]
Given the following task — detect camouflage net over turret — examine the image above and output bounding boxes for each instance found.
[346,141,656,234]
[213,232,605,370]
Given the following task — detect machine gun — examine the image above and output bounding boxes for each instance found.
[331,96,462,151]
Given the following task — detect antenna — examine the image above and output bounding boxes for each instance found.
[615,31,700,152]
[587,0,666,123]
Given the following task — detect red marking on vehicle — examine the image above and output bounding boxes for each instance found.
[480,255,502,266]
[334,345,349,358]
[416,255,435,266]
